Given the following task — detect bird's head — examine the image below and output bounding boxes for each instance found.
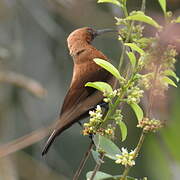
[67,27,117,50]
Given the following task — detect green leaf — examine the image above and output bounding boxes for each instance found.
[104,175,137,180]
[97,0,121,7]
[171,16,180,23]
[162,76,177,87]
[86,172,137,180]
[118,121,127,141]
[126,51,137,68]
[130,103,144,122]
[126,11,161,29]
[125,43,145,55]
[136,37,153,44]
[86,171,113,180]
[158,0,166,14]
[164,69,179,82]
[91,150,102,165]
[94,58,124,81]
[93,134,121,160]
[85,82,113,93]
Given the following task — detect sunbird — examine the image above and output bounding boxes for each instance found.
[42,27,116,155]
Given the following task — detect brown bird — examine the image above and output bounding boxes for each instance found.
[42,27,116,155]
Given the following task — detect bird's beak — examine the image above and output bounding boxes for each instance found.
[94,29,118,37]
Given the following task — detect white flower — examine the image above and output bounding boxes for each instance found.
[115,148,136,167]
[89,110,95,116]
[96,105,102,112]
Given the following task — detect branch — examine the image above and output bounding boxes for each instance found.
[0,71,47,98]
[89,153,105,180]
[73,142,94,180]
[0,123,55,158]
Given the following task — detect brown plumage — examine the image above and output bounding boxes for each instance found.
[42,27,116,155]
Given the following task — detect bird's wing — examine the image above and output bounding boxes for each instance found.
[60,65,110,115]
[42,48,114,156]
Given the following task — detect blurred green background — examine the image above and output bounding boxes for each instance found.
[0,0,179,179]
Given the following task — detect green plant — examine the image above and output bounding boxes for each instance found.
[78,0,180,179]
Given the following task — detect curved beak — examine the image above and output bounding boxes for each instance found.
[94,28,118,37]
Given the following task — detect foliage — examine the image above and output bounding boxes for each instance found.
[84,0,179,179]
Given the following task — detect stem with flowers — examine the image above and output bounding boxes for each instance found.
[76,0,180,179]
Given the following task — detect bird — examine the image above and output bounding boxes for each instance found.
[42,27,116,156]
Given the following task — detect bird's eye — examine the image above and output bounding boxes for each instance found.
[87,28,93,34]
[87,28,97,40]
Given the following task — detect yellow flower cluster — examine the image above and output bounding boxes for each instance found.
[137,117,164,132]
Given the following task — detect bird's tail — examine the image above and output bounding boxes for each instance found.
[42,130,57,156]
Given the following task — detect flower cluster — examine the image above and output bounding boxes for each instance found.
[137,55,147,71]
[116,17,144,44]
[140,43,178,97]
[103,124,116,138]
[115,147,136,167]
[137,117,164,132]
[130,25,144,43]
[139,73,153,90]
[146,43,177,71]
[136,37,155,50]
[113,109,123,123]
[127,86,144,104]
[115,17,128,26]
[83,105,102,135]
[162,45,177,69]
[83,105,115,137]
[103,89,117,103]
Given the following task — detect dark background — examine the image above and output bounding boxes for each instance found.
[0,0,179,179]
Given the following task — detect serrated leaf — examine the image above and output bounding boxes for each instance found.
[164,70,179,82]
[93,134,121,160]
[125,43,145,55]
[94,58,124,81]
[97,0,121,7]
[130,103,144,122]
[118,121,127,141]
[86,171,113,180]
[85,82,113,93]
[158,0,166,14]
[162,76,177,87]
[126,51,137,68]
[126,11,161,29]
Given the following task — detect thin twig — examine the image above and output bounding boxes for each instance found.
[73,142,94,180]
[141,0,146,13]
[0,71,47,98]
[120,132,146,180]
[89,153,105,180]
[0,123,55,158]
